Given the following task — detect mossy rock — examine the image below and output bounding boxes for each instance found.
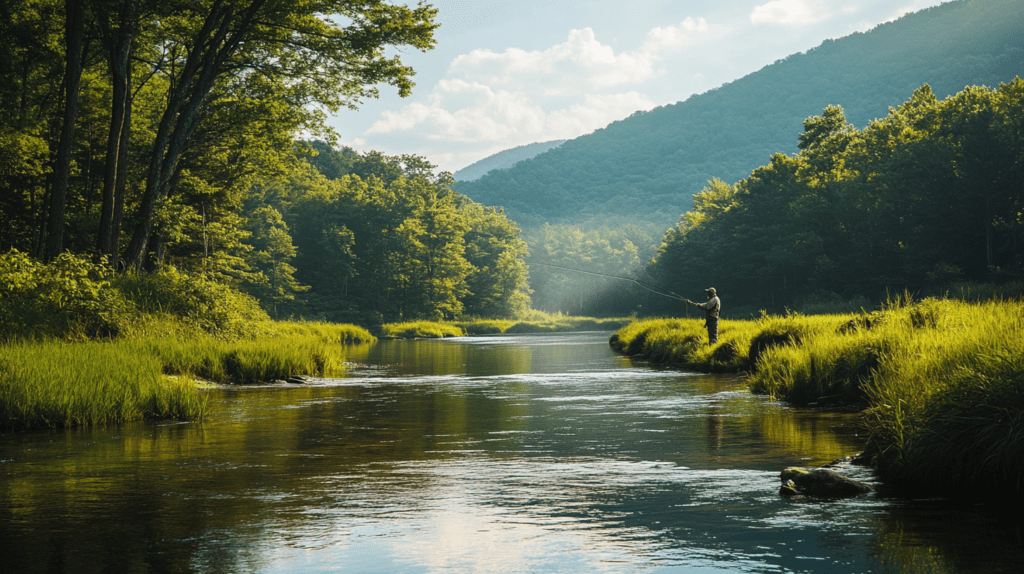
[779,467,872,497]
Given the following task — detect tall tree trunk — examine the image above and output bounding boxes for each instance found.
[110,91,130,266]
[97,0,136,263]
[44,0,86,262]
[124,0,266,272]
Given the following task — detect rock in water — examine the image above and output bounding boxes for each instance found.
[779,467,872,497]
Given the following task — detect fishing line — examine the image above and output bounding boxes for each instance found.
[525,261,688,302]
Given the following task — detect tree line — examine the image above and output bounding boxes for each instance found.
[265,143,531,323]
[640,80,1024,316]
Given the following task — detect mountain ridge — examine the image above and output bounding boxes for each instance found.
[453,139,567,182]
[452,0,1024,232]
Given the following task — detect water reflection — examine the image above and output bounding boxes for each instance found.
[0,332,1019,573]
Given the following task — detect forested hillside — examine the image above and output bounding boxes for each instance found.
[617,80,1023,317]
[453,140,566,182]
[454,0,1024,231]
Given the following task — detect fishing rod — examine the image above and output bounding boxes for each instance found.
[525,261,689,302]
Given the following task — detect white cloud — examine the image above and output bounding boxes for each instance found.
[364,24,689,153]
[450,28,654,93]
[367,80,655,145]
[448,20,712,95]
[644,17,712,51]
[750,0,832,26]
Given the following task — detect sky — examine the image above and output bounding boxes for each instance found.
[326,0,950,173]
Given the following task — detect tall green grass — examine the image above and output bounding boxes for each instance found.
[381,321,466,339]
[859,299,1024,496]
[611,316,775,372]
[0,321,376,430]
[132,334,353,384]
[0,341,208,430]
[263,320,375,344]
[610,298,1024,499]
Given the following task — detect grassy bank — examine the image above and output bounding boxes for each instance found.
[382,313,632,339]
[0,251,378,430]
[0,321,376,431]
[611,298,1024,500]
[0,340,208,430]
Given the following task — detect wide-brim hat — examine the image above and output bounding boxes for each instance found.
[705,287,716,295]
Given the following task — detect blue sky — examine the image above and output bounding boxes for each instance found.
[326,0,949,172]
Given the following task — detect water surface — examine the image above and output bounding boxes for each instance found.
[1,332,1019,573]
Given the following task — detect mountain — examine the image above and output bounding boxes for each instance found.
[452,0,1024,232]
[453,140,567,182]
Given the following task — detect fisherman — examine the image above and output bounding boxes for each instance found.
[686,288,721,345]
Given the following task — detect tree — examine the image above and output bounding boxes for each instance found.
[246,205,306,316]
[94,0,138,261]
[123,0,438,271]
[462,203,530,317]
[43,0,86,261]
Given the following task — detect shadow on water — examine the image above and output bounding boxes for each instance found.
[0,332,1021,573]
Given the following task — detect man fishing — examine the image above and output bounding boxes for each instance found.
[686,288,720,345]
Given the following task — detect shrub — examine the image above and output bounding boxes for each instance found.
[113,268,269,338]
[0,249,131,340]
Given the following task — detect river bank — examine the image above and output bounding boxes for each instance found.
[0,307,628,430]
[0,321,376,431]
[609,296,1024,502]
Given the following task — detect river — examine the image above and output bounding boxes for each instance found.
[1,331,1020,573]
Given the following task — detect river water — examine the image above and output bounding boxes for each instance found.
[1,332,1020,573]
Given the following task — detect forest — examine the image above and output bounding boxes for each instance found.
[0,0,530,325]
[630,80,1024,317]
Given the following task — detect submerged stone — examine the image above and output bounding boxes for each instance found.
[779,466,872,498]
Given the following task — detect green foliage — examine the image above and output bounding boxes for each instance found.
[454,140,567,182]
[0,248,277,341]
[610,317,758,372]
[0,249,129,340]
[381,321,465,339]
[277,145,532,323]
[263,320,375,345]
[0,0,439,304]
[0,319,373,430]
[795,291,873,315]
[523,223,659,315]
[134,334,352,385]
[112,268,269,339]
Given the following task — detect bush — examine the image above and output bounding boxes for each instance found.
[0,249,130,340]
[113,268,269,338]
